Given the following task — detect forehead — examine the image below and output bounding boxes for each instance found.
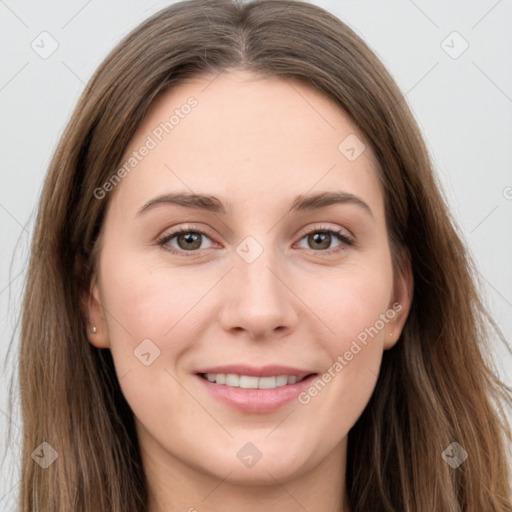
[107,69,383,218]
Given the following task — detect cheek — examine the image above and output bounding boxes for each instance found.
[293,259,394,429]
[302,257,394,350]
[96,250,220,406]
[97,255,211,430]
[100,251,213,342]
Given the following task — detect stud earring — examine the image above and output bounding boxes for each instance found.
[90,325,97,334]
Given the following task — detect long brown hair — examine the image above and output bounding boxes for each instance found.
[8,0,511,510]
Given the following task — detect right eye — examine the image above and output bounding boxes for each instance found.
[157,227,215,256]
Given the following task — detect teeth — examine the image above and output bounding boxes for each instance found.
[275,375,288,386]
[203,373,305,389]
[239,375,259,389]
[225,374,239,386]
[258,376,277,389]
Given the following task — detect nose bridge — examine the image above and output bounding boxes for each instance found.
[235,236,286,307]
[220,235,297,337]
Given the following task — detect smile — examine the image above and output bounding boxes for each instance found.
[198,373,309,389]
[194,366,318,413]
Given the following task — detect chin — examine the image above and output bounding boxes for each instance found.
[201,442,314,485]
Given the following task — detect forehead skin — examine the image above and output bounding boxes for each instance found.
[101,69,384,243]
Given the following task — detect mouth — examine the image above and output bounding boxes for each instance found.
[194,366,318,413]
[197,372,314,389]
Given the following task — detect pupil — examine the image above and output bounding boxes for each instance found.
[311,232,330,249]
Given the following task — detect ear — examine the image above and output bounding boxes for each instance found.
[384,248,414,350]
[76,254,110,349]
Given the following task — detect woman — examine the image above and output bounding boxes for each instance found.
[11,0,512,510]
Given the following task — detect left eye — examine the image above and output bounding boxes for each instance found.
[296,229,353,253]
[157,226,353,256]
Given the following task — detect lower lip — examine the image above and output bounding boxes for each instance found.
[195,374,317,413]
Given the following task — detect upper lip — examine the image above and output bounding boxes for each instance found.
[195,365,316,380]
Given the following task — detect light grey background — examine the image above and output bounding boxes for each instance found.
[1,0,511,508]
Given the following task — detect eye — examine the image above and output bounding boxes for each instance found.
[157,226,214,256]
[296,226,354,254]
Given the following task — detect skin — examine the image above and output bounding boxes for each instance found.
[85,69,413,512]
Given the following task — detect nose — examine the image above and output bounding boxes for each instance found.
[218,247,298,340]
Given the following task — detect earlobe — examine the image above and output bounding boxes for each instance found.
[75,252,110,350]
[75,253,110,349]
[384,250,414,350]
[84,281,110,349]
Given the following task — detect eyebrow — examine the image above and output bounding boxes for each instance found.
[136,191,373,218]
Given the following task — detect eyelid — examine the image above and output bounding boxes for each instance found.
[295,222,354,242]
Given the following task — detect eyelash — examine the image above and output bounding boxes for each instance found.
[156,224,354,257]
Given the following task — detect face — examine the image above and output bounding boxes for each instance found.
[86,69,412,491]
